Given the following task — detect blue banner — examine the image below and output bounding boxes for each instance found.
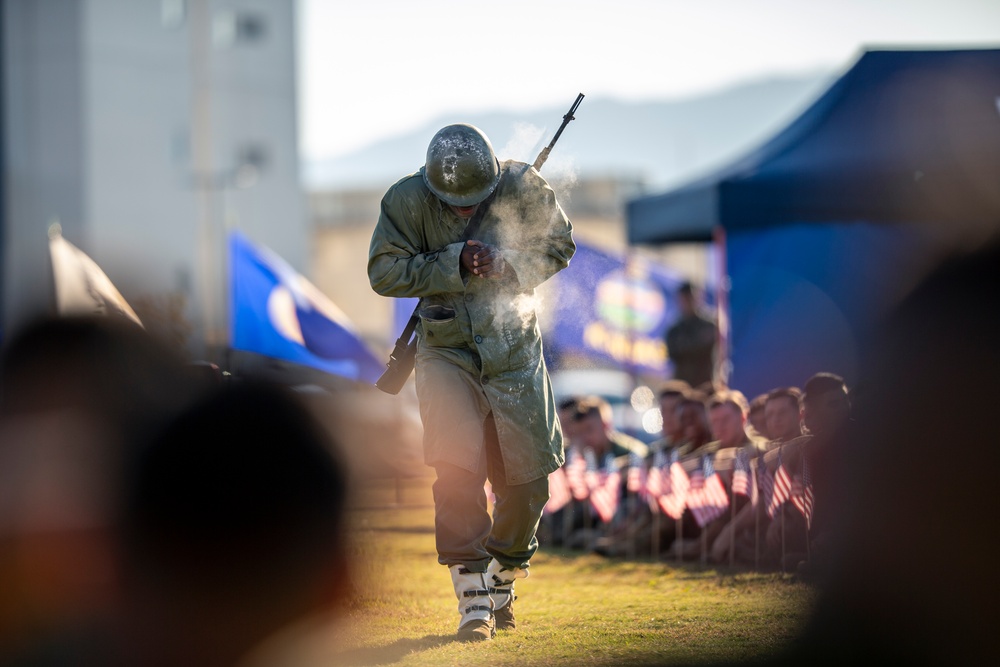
[229,231,383,383]
[547,240,686,376]
[392,296,420,342]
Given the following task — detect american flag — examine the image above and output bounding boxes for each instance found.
[687,454,730,528]
[659,451,689,520]
[566,448,589,501]
[767,452,793,519]
[645,449,666,506]
[626,451,647,500]
[757,455,774,509]
[589,453,620,524]
[731,448,758,506]
[544,465,572,514]
[790,453,815,529]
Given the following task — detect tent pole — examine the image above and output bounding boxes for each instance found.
[712,225,730,387]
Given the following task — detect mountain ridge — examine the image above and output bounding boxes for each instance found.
[304,71,834,192]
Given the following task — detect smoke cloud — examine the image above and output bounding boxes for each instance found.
[498,122,545,163]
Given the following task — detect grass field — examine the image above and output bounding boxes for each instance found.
[249,476,816,667]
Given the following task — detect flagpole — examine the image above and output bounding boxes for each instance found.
[652,504,661,560]
[625,489,636,561]
[562,501,573,548]
[712,225,730,387]
[729,476,737,568]
[780,503,786,573]
[805,522,811,564]
[190,0,219,358]
[779,445,787,573]
[676,516,683,565]
[754,502,761,570]
[754,472,761,571]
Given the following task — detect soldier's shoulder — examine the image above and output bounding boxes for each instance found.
[609,430,649,458]
[384,171,427,196]
[499,159,532,177]
[498,159,551,191]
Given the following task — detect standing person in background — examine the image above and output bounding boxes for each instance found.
[665,281,718,389]
[368,123,575,642]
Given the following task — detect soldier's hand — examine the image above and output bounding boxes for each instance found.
[462,240,506,279]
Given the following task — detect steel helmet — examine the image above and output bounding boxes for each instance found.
[421,124,501,207]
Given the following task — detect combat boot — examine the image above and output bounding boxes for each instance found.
[486,559,528,631]
[449,565,495,642]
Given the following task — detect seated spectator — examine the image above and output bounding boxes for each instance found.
[562,396,647,550]
[782,237,1000,665]
[557,395,583,451]
[747,392,770,440]
[698,390,764,559]
[711,386,807,564]
[593,381,690,557]
[537,396,584,547]
[645,380,691,457]
[675,393,713,457]
[765,387,805,446]
[780,373,853,574]
[573,395,648,464]
[656,392,720,559]
[760,373,851,572]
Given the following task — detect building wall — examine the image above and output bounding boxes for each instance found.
[1,0,83,332]
[1,0,304,354]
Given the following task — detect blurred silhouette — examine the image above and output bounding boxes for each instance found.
[116,380,352,667]
[776,238,1000,665]
[0,317,353,666]
[665,281,718,389]
[747,392,770,440]
[0,315,201,665]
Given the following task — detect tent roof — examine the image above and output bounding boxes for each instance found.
[627,48,1000,244]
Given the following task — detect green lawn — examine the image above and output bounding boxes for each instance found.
[248,476,816,667]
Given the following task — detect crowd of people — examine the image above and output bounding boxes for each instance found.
[538,372,854,577]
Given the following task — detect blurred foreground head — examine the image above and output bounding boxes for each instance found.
[119,379,351,666]
[789,238,1000,665]
[0,315,199,659]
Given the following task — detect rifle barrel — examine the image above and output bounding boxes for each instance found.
[533,93,584,171]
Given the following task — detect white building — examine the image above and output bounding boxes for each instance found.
[1,0,305,356]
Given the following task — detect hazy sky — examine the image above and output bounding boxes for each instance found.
[297,0,1000,161]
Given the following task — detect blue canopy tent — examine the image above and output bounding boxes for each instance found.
[627,48,1000,398]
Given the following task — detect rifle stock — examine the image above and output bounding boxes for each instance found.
[375,336,416,394]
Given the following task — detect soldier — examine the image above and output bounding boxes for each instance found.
[665,281,718,389]
[368,124,575,641]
